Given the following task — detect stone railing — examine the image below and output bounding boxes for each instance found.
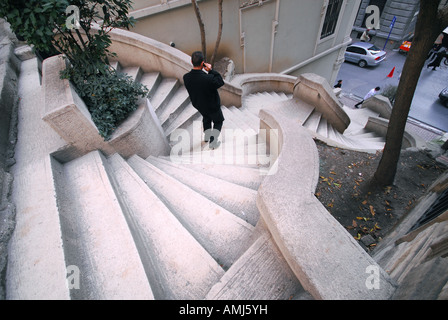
[293,73,350,134]
[105,27,242,107]
[364,116,426,149]
[234,73,297,97]
[256,108,397,300]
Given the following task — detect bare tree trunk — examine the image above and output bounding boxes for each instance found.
[374,0,447,186]
[191,0,207,59]
[210,0,223,65]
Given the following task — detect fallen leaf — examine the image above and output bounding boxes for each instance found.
[369,205,376,216]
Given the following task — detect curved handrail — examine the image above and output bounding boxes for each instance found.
[294,73,350,133]
[256,108,396,300]
[105,27,242,107]
[231,73,297,97]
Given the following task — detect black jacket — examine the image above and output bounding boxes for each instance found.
[183,69,225,116]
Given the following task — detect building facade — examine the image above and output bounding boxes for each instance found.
[351,0,448,50]
[128,0,361,85]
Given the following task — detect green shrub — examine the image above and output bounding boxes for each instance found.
[382,85,398,105]
[62,66,149,140]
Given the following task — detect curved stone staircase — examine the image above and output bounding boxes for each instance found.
[6,54,399,299]
[45,63,313,300]
[242,91,387,153]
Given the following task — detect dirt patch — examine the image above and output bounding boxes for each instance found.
[314,140,447,253]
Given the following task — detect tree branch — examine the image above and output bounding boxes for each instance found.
[211,0,223,65]
[191,0,207,59]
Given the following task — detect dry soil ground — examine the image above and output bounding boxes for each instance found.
[314,140,447,253]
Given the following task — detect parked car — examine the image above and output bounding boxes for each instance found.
[438,87,448,107]
[399,39,412,53]
[344,42,386,68]
[399,33,413,54]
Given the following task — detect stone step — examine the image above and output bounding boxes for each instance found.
[139,72,162,98]
[150,77,179,111]
[220,108,240,131]
[230,106,260,132]
[221,106,253,131]
[51,151,154,299]
[157,159,265,190]
[127,155,255,269]
[176,115,260,149]
[121,66,143,83]
[146,155,260,226]
[157,85,190,127]
[109,60,121,72]
[169,119,267,165]
[242,92,291,116]
[316,116,329,138]
[106,153,224,299]
[175,141,273,168]
[327,125,357,148]
[243,92,387,153]
[205,231,307,300]
[302,109,322,133]
[164,104,200,137]
[276,98,316,126]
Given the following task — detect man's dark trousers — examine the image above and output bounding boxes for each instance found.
[203,111,223,143]
[183,68,225,146]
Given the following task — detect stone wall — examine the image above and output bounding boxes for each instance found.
[0,19,20,300]
[352,0,419,49]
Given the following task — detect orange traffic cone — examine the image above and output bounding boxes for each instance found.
[387,67,395,78]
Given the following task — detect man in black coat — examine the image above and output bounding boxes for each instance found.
[183,51,225,149]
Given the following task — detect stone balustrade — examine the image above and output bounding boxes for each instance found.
[256,108,397,299]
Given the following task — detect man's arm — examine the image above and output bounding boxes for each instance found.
[204,63,225,89]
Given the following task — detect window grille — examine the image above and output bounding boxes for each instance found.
[320,0,344,39]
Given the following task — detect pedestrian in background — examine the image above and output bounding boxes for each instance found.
[360,29,370,42]
[427,48,448,71]
[354,86,380,108]
[334,79,343,88]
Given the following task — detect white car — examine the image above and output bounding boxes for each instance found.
[344,42,387,68]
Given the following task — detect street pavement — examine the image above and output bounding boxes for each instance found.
[336,47,448,132]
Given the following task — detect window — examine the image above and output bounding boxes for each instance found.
[347,46,366,55]
[320,0,344,39]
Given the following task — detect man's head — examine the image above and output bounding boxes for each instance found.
[191,51,205,68]
[375,87,380,91]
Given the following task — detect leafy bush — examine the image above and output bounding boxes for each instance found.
[382,85,398,105]
[62,66,149,139]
